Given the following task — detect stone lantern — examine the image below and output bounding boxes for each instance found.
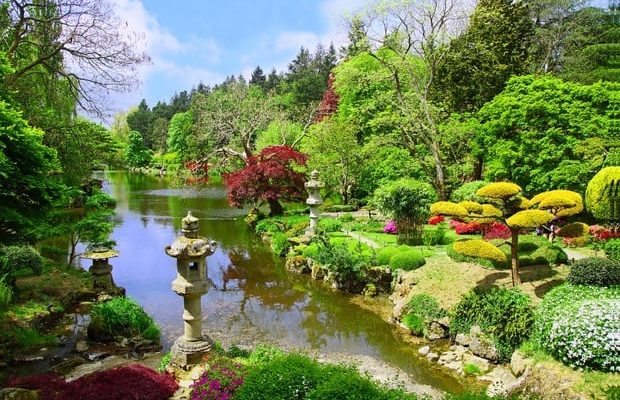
[164,211,217,366]
[305,170,324,236]
[80,248,124,296]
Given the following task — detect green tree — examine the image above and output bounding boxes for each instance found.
[166,111,194,159]
[124,131,152,168]
[373,179,438,245]
[476,75,618,195]
[126,99,154,148]
[250,66,267,89]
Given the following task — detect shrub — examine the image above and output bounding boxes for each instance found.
[0,277,13,310]
[190,357,246,400]
[376,247,400,265]
[158,352,172,373]
[450,180,488,202]
[589,224,619,242]
[506,210,554,230]
[557,222,589,238]
[270,232,290,257]
[605,239,620,261]
[423,223,448,246]
[450,220,481,235]
[450,288,534,361]
[255,219,283,235]
[246,344,285,365]
[402,294,446,336]
[339,213,354,222]
[483,222,511,240]
[532,284,620,351]
[463,363,482,376]
[389,250,425,271]
[0,245,43,286]
[402,313,425,335]
[305,365,385,400]
[476,182,522,199]
[452,240,507,264]
[88,297,160,342]
[85,192,117,209]
[383,220,398,234]
[233,353,323,400]
[586,166,620,220]
[319,218,343,233]
[519,244,567,267]
[322,204,357,212]
[428,215,444,225]
[10,364,177,400]
[568,257,620,287]
[314,235,367,283]
[546,299,619,371]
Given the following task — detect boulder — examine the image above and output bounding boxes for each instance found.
[418,346,430,356]
[285,255,310,274]
[363,283,378,298]
[510,350,531,377]
[365,267,393,293]
[310,262,326,281]
[463,353,491,374]
[0,388,40,400]
[426,352,439,362]
[389,270,418,320]
[469,325,499,362]
[455,333,471,347]
[424,320,449,340]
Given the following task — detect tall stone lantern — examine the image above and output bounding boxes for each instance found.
[164,211,217,367]
[305,170,324,236]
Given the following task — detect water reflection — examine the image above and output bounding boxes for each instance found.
[97,171,460,392]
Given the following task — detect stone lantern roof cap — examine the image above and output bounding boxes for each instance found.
[182,211,200,237]
[80,248,119,260]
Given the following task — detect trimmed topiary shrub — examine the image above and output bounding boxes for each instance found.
[506,210,554,230]
[452,240,507,263]
[389,250,425,271]
[604,239,620,261]
[476,182,521,199]
[88,297,160,342]
[376,247,400,266]
[519,244,568,267]
[557,222,589,238]
[568,257,620,287]
[586,166,620,220]
[450,287,534,361]
[0,245,44,287]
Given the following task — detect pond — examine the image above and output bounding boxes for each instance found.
[87,171,461,392]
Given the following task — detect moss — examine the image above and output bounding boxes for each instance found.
[459,201,483,214]
[557,222,589,238]
[476,182,522,199]
[430,201,469,217]
[586,167,620,220]
[453,239,507,263]
[506,210,554,229]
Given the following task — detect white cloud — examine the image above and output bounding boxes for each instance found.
[275,31,322,53]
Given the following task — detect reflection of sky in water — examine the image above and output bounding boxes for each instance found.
[97,171,459,392]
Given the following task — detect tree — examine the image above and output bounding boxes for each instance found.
[315,73,338,122]
[475,75,618,195]
[250,66,266,89]
[126,99,154,147]
[0,0,148,117]
[341,16,370,59]
[430,182,583,285]
[433,0,534,113]
[224,146,307,216]
[124,131,152,168]
[351,0,467,199]
[373,179,438,245]
[166,111,193,158]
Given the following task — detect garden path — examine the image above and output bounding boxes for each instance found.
[340,230,380,249]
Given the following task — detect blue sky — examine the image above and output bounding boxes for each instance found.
[111,0,364,112]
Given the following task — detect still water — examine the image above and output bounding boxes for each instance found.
[93,171,460,392]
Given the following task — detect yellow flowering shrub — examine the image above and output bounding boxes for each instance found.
[481,204,503,218]
[476,182,522,199]
[557,222,589,238]
[506,210,554,229]
[430,201,469,218]
[459,201,483,214]
[517,197,532,210]
[453,240,507,263]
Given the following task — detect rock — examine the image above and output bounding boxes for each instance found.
[363,283,378,298]
[510,363,584,400]
[510,350,530,377]
[481,366,519,398]
[462,353,491,374]
[285,255,310,274]
[389,270,418,320]
[86,351,108,361]
[365,267,393,293]
[0,388,40,400]
[455,333,471,347]
[75,340,89,352]
[49,356,86,375]
[13,356,44,363]
[310,262,325,281]
[418,346,430,356]
[426,352,439,362]
[424,320,449,340]
[469,325,499,362]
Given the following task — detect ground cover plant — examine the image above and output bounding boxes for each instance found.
[88,296,160,342]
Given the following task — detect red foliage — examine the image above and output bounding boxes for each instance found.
[483,222,512,240]
[589,224,620,242]
[315,73,339,122]
[427,215,445,225]
[450,220,482,235]
[8,364,178,400]
[224,145,308,210]
[185,160,210,185]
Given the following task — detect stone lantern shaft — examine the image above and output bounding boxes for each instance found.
[305,170,324,236]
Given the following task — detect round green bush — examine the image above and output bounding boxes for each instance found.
[88,297,160,342]
[568,257,620,287]
[520,244,568,267]
[450,180,489,203]
[389,250,425,271]
[604,239,620,261]
[2,245,44,278]
[450,288,534,361]
[546,299,619,371]
[376,247,400,265]
[586,166,620,220]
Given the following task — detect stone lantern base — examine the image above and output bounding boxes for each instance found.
[170,334,213,367]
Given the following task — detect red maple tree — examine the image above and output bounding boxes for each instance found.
[224,145,308,216]
[315,73,339,122]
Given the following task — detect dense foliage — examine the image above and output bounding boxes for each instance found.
[450,287,534,361]
[568,257,620,287]
[88,297,160,342]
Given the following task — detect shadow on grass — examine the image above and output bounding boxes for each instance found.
[534,279,565,299]
[519,264,558,283]
[475,271,510,290]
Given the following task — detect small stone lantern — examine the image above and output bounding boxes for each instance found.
[80,248,124,296]
[164,211,216,367]
[305,170,324,236]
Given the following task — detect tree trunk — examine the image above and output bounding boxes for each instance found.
[429,140,447,200]
[510,229,521,286]
[397,219,423,246]
[267,198,284,217]
[473,156,483,181]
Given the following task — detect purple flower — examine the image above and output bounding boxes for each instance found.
[383,220,398,234]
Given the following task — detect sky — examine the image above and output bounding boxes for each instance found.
[111,0,366,113]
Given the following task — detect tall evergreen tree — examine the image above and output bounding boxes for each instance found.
[250,66,267,89]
